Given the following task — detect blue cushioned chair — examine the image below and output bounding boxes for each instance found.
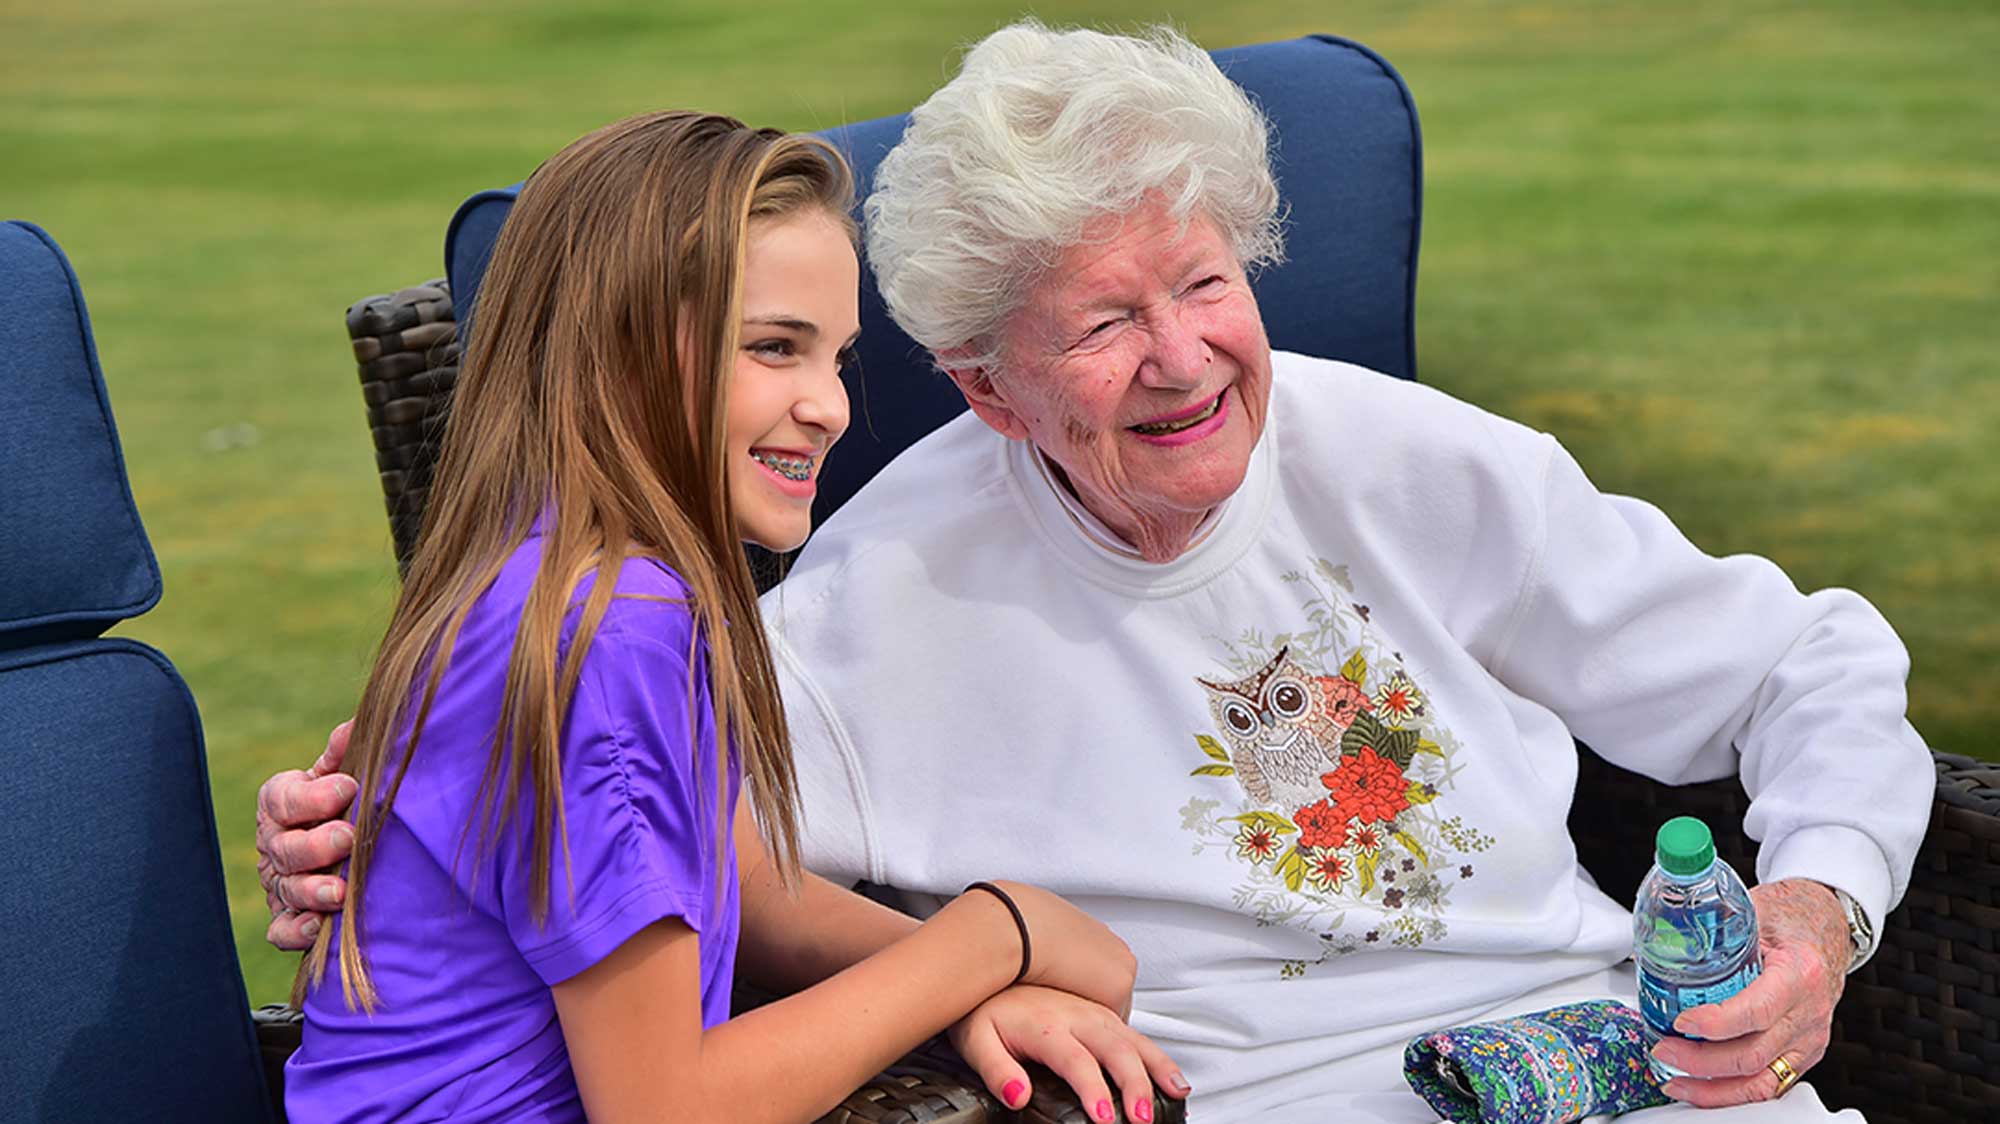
[0,221,274,1123]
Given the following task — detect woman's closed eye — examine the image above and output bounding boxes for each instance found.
[1077,316,1124,347]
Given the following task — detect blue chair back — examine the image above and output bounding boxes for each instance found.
[443,35,1422,528]
[0,221,272,1123]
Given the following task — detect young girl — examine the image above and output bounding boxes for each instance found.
[283,111,1182,1123]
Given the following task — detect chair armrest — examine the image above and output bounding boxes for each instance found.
[249,994,1182,1124]
[855,1035,1185,1124]
[1572,750,2000,1123]
[1825,751,2000,1122]
[734,982,1183,1123]
[252,1003,303,1122]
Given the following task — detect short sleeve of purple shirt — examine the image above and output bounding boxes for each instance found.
[508,611,733,986]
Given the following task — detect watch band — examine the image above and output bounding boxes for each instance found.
[1829,887,1877,973]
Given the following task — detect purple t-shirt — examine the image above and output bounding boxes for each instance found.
[286,532,740,1122]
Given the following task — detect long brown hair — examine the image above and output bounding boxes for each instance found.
[298,111,855,1012]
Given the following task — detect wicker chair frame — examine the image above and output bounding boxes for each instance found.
[277,282,2000,1124]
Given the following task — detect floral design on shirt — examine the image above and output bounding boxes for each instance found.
[1181,558,1493,977]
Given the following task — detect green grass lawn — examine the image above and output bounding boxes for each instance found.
[4,0,1993,1005]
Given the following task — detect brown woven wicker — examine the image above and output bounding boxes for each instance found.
[1824,753,2000,1122]
[726,985,1185,1124]
[336,282,2000,1123]
[814,1059,1190,1124]
[343,281,460,572]
[817,1067,993,1124]
[886,1035,1186,1124]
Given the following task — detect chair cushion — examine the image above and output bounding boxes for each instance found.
[443,34,1422,528]
[0,221,161,643]
[0,639,270,1122]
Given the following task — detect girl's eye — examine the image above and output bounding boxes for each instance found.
[836,345,859,370]
[748,338,796,359]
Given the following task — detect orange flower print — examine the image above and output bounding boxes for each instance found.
[1234,821,1282,864]
[1293,800,1346,850]
[1319,674,1375,728]
[1323,746,1410,826]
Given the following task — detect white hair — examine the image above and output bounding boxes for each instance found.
[864,21,1285,370]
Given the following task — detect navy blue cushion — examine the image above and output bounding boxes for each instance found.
[1,222,269,1119]
[0,639,271,1123]
[0,221,161,642]
[444,34,1421,528]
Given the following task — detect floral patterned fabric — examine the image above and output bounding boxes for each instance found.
[1181,559,1494,975]
[1402,1000,1669,1123]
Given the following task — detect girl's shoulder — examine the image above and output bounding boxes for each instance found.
[573,554,699,645]
[482,533,701,648]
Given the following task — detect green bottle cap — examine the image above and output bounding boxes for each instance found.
[1655,816,1716,876]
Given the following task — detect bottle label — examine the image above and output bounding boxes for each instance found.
[1638,961,1761,1037]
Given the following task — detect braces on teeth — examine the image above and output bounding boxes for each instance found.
[753,451,813,481]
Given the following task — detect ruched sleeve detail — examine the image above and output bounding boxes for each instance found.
[502,582,732,988]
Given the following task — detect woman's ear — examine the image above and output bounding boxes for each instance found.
[938,348,1031,442]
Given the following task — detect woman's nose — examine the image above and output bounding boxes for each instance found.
[1137,306,1211,390]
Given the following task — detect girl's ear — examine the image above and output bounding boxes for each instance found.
[938,347,1030,442]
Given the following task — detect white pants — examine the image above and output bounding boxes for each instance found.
[1252,963,1862,1122]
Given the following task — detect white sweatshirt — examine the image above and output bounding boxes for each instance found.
[760,351,1930,1120]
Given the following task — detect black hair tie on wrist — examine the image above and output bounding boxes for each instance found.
[963,880,1032,986]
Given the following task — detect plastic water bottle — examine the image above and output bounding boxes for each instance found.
[1632,816,1761,1080]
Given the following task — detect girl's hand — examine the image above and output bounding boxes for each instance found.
[948,985,1190,1122]
[981,880,1138,1019]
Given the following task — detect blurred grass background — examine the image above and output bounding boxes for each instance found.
[3,0,1993,1004]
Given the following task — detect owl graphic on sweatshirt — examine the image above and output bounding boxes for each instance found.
[1196,646,1374,812]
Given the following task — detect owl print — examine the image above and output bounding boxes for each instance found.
[1196,646,1374,811]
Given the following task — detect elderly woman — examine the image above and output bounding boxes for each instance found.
[262,22,1929,1123]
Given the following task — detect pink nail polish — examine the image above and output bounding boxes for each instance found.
[1002,1080,1025,1107]
[1136,1097,1154,1122]
[1095,1099,1114,1121]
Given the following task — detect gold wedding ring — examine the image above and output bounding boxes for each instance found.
[1768,1055,1802,1097]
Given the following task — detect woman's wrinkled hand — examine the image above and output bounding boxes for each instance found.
[948,985,1189,1122]
[1651,878,1851,1107]
[255,719,359,950]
